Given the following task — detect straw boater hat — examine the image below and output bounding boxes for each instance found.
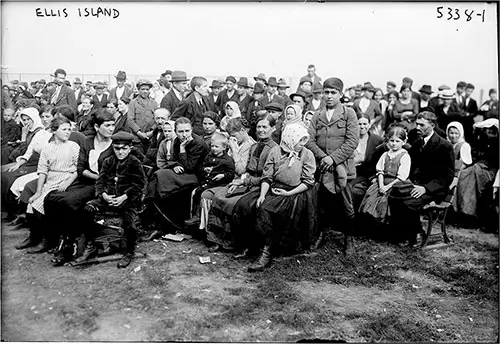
[439,89,454,99]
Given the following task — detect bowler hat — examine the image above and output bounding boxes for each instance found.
[74,77,82,84]
[254,73,267,83]
[311,82,323,93]
[386,81,396,88]
[115,70,127,80]
[439,89,454,99]
[419,85,433,95]
[210,80,223,89]
[51,68,67,77]
[323,77,344,92]
[253,82,265,94]
[237,77,250,88]
[264,102,284,112]
[278,78,290,89]
[289,91,308,102]
[299,76,312,86]
[226,76,237,84]
[267,77,279,87]
[111,131,136,145]
[136,79,153,89]
[171,70,189,82]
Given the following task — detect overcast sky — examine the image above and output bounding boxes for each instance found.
[2,2,498,96]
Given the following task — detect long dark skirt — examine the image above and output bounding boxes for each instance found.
[256,183,319,255]
[206,185,259,250]
[1,166,38,210]
[359,178,396,223]
[44,181,96,237]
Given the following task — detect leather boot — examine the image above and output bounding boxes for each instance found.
[184,215,201,228]
[248,245,272,272]
[27,238,51,254]
[117,252,133,268]
[75,241,98,263]
[15,236,39,250]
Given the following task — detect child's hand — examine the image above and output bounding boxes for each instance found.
[110,194,127,207]
[28,192,41,204]
[379,185,389,195]
[212,174,224,181]
[256,195,266,208]
[173,166,184,174]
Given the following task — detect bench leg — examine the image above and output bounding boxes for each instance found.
[421,210,433,247]
[441,208,451,243]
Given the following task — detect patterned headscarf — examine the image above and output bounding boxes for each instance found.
[283,104,304,128]
[280,122,309,166]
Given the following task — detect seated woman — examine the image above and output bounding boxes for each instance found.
[219,101,241,132]
[446,121,472,185]
[156,120,177,168]
[143,108,169,168]
[15,117,80,253]
[113,98,134,134]
[205,113,278,254]
[453,118,499,229]
[393,84,419,131]
[76,96,97,136]
[351,114,384,210]
[247,122,317,272]
[1,107,52,219]
[39,110,115,265]
[79,131,147,269]
[384,90,399,130]
[373,88,388,136]
[145,117,209,232]
[359,126,411,224]
[201,111,220,147]
[194,117,256,232]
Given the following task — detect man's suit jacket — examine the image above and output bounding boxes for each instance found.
[51,85,77,111]
[259,93,285,107]
[352,98,382,121]
[207,93,220,114]
[171,93,210,136]
[92,94,108,109]
[160,89,183,115]
[216,89,239,116]
[109,85,134,103]
[463,97,478,116]
[409,132,455,202]
[237,95,254,120]
[356,132,384,179]
[74,88,85,105]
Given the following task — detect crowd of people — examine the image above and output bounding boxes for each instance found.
[1,65,498,271]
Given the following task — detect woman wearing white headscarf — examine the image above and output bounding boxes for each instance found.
[446,121,472,175]
[219,101,241,131]
[247,123,318,272]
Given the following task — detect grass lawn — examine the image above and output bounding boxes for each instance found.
[1,221,498,342]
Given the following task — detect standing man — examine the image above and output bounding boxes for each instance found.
[236,77,253,119]
[160,70,189,114]
[207,80,222,114]
[462,83,479,141]
[49,68,77,111]
[277,78,292,106]
[303,64,322,84]
[109,70,133,103]
[73,77,84,106]
[306,82,326,112]
[159,70,172,92]
[389,111,454,247]
[171,76,210,136]
[305,77,359,253]
[92,82,108,109]
[454,81,467,112]
[260,77,284,107]
[253,73,267,86]
[128,79,159,147]
[216,76,239,116]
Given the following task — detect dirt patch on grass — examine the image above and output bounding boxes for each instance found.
[1,222,498,342]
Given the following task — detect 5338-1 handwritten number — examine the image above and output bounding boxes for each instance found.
[464,9,473,21]
[436,6,443,18]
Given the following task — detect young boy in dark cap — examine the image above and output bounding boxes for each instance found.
[79,131,147,268]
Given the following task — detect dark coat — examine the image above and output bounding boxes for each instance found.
[305,98,326,113]
[113,112,135,135]
[356,133,384,179]
[109,85,134,103]
[77,136,114,184]
[216,89,239,116]
[51,85,77,111]
[171,93,210,136]
[95,150,147,208]
[1,119,21,144]
[259,92,285,107]
[352,98,382,121]
[237,95,254,121]
[199,152,236,188]
[408,131,455,202]
[207,93,220,114]
[92,94,108,109]
[160,89,183,114]
[435,103,462,132]
[463,97,478,116]
[306,105,359,179]
[144,128,165,167]
[74,88,85,105]
[168,133,209,175]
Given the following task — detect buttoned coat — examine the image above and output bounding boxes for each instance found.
[160,89,183,114]
[305,105,359,179]
[109,85,134,103]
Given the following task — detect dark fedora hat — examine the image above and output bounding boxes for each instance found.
[253,82,265,94]
[289,91,308,102]
[254,73,267,83]
[171,70,189,82]
[388,181,415,200]
[210,80,223,89]
[277,78,290,89]
[267,77,279,87]
[115,70,127,80]
[237,77,250,88]
[51,68,67,77]
[419,85,433,95]
[161,70,172,77]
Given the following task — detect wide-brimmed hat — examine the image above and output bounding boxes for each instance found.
[253,82,265,94]
[439,89,454,99]
[161,70,172,77]
[312,82,323,93]
[237,77,250,88]
[210,80,223,89]
[277,78,290,89]
[266,77,279,87]
[74,77,82,84]
[264,102,284,112]
[50,68,66,77]
[136,79,153,89]
[289,91,308,102]
[299,76,312,86]
[171,70,189,82]
[389,182,415,200]
[254,73,267,83]
[419,85,433,95]
[115,70,127,80]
